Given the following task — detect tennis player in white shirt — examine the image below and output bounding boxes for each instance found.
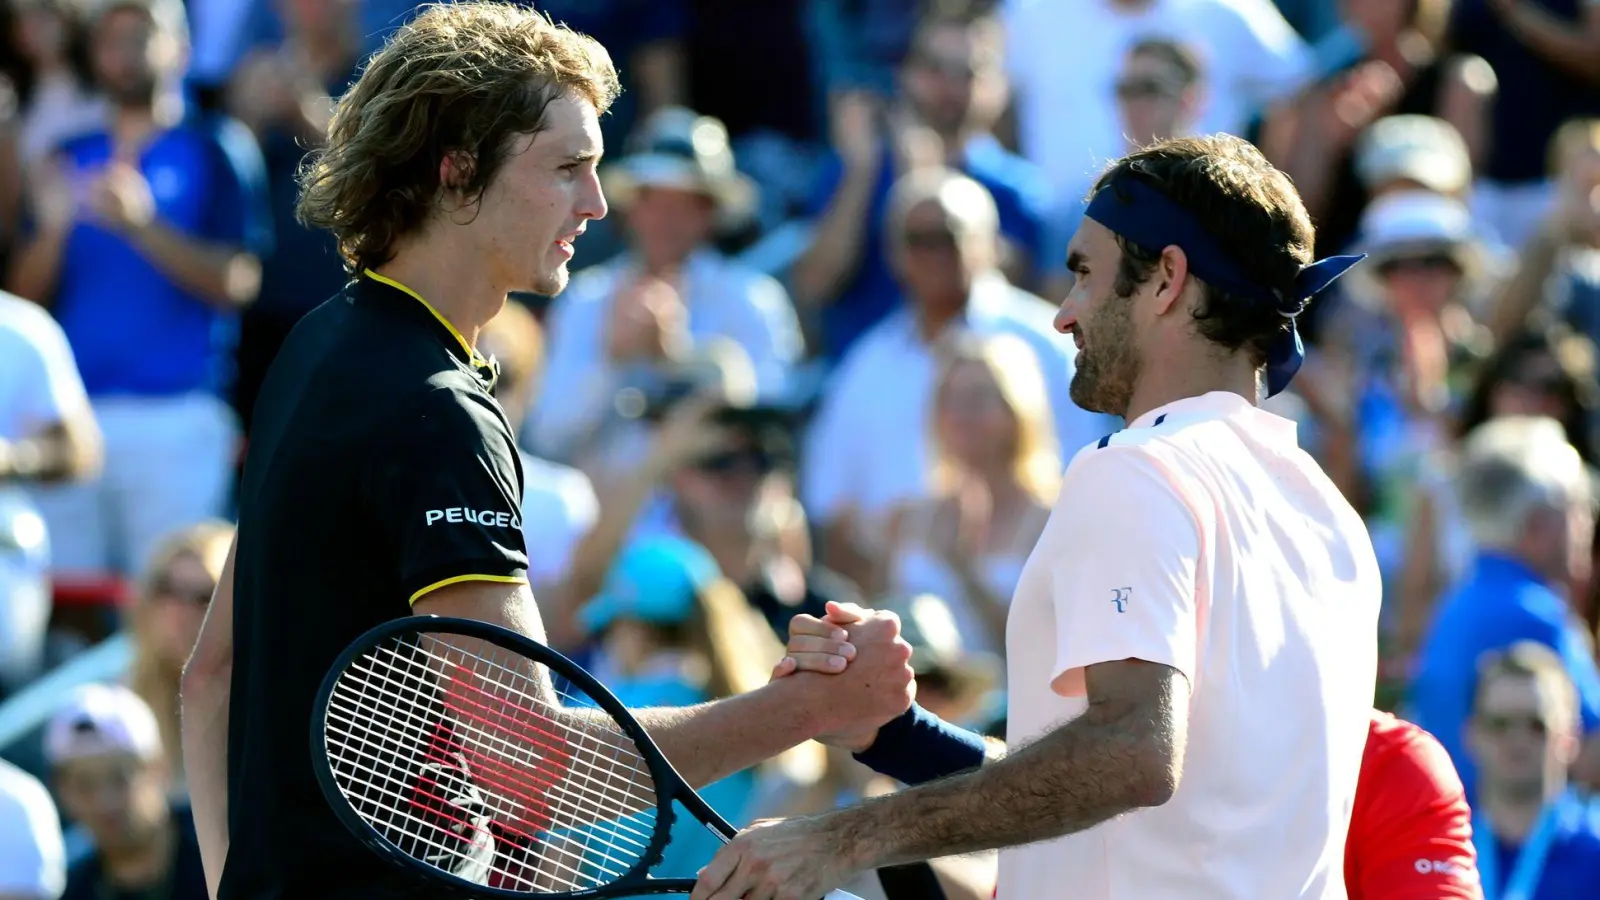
[693,134,1383,900]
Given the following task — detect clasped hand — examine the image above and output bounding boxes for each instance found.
[691,602,908,899]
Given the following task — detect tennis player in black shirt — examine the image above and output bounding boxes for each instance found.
[176,5,915,899]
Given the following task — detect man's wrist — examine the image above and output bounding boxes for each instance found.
[823,800,897,874]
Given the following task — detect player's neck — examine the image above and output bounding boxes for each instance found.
[1121,355,1259,424]
[375,242,508,353]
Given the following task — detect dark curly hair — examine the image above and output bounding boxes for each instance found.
[295,2,621,273]
[1093,135,1316,367]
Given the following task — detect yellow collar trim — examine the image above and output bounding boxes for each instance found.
[362,268,490,368]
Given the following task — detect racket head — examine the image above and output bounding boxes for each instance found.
[309,614,707,898]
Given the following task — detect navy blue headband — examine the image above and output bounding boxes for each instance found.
[1083,175,1365,397]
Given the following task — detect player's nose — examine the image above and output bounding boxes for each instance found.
[578,169,608,221]
[1053,302,1077,335]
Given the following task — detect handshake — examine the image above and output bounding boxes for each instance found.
[768,601,918,753]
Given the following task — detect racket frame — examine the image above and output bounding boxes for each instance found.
[309,614,739,899]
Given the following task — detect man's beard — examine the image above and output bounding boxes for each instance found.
[1068,300,1138,416]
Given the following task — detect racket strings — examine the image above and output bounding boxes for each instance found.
[332,643,655,872]
[323,635,666,893]
[327,644,651,891]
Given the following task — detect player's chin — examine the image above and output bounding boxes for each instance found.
[529,260,570,298]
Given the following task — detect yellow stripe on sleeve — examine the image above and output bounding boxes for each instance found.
[408,573,529,605]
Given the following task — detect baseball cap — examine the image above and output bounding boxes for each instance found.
[1342,190,1497,305]
[1354,115,1471,195]
[44,684,163,766]
[578,537,719,635]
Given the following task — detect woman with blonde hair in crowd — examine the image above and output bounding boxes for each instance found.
[127,519,233,797]
[874,331,1060,654]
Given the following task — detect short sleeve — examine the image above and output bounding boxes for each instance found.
[1347,725,1479,900]
[0,762,66,899]
[1046,447,1202,696]
[200,116,274,255]
[0,307,91,437]
[365,384,530,604]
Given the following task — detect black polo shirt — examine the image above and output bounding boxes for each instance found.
[220,272,529,900]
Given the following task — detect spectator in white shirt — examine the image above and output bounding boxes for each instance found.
[803,168,1107,588]
[477,298,600,594]
[0,758,66,900]
[527,107,803,468]
[1003,0,1310,222]
[0,288,100,693]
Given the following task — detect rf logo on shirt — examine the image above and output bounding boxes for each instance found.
[1110,587,1131,613]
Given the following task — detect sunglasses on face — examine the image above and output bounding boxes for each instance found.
[1376,253,1461,278]
[1115,76,1182,100]
[912,52,982,81]
[1480,713,1549,737]
[695,450,777,476]
[903,229,959,251]
[153,578,213,606]
[1506,366,1567,394]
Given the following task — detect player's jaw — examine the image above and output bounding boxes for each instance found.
[526,223,587,296]
[1067,301,1138,416]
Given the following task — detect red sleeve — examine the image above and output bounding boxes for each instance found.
[1347,714,1483,900]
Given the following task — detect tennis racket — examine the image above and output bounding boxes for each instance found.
[309,614,868,899]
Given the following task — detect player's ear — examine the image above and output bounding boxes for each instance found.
[439,150,479,201]
[1153,245,1191,315]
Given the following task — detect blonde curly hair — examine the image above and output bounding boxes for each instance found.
[296,2,621,272]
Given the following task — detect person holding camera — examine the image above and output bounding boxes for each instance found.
[542,367,863,652]
[527,107,803,477]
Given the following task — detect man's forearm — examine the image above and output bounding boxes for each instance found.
[182,673,232,898]
[831,710,1170,870]
[636,675,829,788]
[789,164,879,309]
[126,220,260,309]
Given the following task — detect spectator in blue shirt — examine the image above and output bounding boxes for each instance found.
[1466,641,1600,900]
[1409,415,1600,804]
[6,0,270,584]
[789,4,1053,361]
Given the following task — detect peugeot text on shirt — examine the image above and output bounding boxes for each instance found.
[424,507,523,529]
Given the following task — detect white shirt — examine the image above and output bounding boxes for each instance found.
[1002,392,1379,899]
[0,291,91,443]
[0,759,66,899]
[527,249,804,462]
[1003,0,1311,214]
[802,273,1112,529]
[517,450,600,587]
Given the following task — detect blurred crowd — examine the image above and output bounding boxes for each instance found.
[2,0,1600,897]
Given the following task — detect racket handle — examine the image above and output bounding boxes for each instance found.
[823,892,865,900]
